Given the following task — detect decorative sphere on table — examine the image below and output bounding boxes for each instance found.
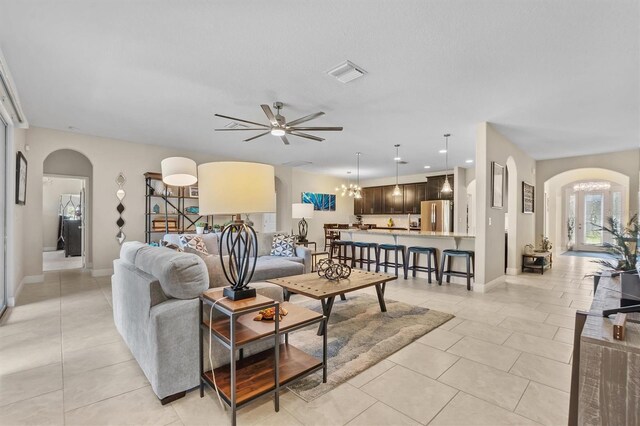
[316,259,351,281]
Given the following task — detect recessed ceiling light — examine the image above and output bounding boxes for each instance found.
[424,166,431,169]
[465,159,474,163]
[438,149,447,154]
[394,157,401,161]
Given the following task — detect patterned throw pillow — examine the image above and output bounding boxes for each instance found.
[179,235,209,255]
[270,234,295,257]
[161,241,184,252]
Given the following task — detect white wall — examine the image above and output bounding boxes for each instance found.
[20,127,226,278]
[475,122,536,288]
[41,177,83,250]
[289,169,355,246]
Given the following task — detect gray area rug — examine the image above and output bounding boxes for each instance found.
[286,293,454,401]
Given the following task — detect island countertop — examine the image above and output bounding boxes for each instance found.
[343,229,475,239]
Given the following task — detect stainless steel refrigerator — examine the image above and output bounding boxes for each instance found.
[420,200,453,232]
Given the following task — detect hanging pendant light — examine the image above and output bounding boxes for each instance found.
[393,144,402,196]
[354,152,362,199]
[441,134,452,193]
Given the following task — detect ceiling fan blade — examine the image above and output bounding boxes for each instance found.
[288,127,343,131]
[215,128,270,131]
[289,131,325,142]
[214,113,269,128]
[260,104,279,126]
[244,131,270,142]
[286,111,325,127]
[280,135,290,145]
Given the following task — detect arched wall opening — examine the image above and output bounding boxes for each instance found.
[544,168,630,253]
[42,149,93,269]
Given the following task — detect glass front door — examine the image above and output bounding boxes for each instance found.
[576,191,606,251]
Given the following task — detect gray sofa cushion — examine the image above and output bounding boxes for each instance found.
[134,246,209,299]
[120,241,147,264]
[260,255,304,265]
[252,257,304,281]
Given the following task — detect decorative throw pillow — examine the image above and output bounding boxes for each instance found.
[160,241,184,252]
[179,235,209,255]
[270,234,295,257]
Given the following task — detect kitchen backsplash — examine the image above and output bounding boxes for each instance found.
[359,214,421,229]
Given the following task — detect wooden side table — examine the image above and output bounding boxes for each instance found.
[199,289,327,425]
[522,251,552,274]
[297,240,317,251]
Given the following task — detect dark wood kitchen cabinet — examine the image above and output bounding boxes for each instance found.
[382,185,403,214]
[361,187,383,215]
[404,183,427,214]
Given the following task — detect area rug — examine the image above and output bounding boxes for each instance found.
[561,250,616,259]
[286,293,454,401]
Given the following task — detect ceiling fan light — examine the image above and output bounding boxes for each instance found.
[271,128,286,136]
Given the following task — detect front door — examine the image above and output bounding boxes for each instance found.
[575,191,606,251]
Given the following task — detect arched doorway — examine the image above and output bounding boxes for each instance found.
[42,149,93,271]
[544,168,629,253]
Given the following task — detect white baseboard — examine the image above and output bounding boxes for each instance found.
[43,246,57,252]
[506,268,520,276]
[473,275,505,293]
[91,268,113,277]
[8,275,45,307]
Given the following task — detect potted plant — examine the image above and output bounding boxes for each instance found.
[567,217,575,251]
[195,222,207,235]
[591,214,639,300]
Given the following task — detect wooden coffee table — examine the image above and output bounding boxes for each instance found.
[267,270,397,335]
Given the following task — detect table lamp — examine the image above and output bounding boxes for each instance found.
[198,162,276,300]
[292,203,314,243]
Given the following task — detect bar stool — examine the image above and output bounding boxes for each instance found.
[438,249,475,291]
[331,240,353,266]
[377,244,407,278]
[405,246,439,283]
[352,242,379,271]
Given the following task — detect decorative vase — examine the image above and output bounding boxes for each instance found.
[196,226,205,235]
[524,244,534,255]
[153,204,160,214]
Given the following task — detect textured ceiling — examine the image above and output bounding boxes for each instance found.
[0,0,638,179]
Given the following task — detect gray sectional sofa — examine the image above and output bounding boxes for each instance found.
[111,233,310,402]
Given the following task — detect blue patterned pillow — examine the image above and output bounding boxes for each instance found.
[270,234,295,257]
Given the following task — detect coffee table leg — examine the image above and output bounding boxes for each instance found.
[340,294,346,301]
[283,289,291,302]
[318,296,335,336]
[375,283,387,312]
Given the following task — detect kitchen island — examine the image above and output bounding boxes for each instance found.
[338,228,475,286]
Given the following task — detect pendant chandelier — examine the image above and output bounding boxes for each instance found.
[354,152,362,199]
[392,144,402,197]
[441,134,452,193]
[336,152,363,197]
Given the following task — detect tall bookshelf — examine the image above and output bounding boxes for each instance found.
[144,172,213,244]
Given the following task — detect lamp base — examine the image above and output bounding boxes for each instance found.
[223,286,257,301]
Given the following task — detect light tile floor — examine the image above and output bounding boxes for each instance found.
[0,254,599,425]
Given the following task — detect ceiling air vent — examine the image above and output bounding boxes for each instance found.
[281,161,313,168]
[327,60,366,83]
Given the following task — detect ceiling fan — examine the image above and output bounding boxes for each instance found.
[214,101,343,145]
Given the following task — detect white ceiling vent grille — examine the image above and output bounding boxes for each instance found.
[327,60,366,83]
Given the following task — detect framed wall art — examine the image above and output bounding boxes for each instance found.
[15,151,27,205]
[522,181,535,214]
[491,162,504,209]
[189,186,199,197]
[301,192,336,211]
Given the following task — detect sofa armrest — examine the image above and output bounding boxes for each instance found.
[295,246,313,273]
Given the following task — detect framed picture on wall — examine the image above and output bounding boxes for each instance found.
[522,181,535,214]
[15,151,27,205]
[491,162,504,209]
[301,192,336,211]
[189,186,199,198]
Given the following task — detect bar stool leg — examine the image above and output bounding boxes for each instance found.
[433,251,439,282]
[351,244,356,268]
[426,253,432,283]
[384,249,389,273]
[375,247,380,273]
[446,255,452,283]
[466,254,471,291]
[401,248,406,280]
[411,252,417,278]
[438,253,445,285]
[366,246,371,271]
